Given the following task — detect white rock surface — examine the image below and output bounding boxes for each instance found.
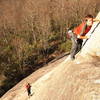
[1,12,100,100]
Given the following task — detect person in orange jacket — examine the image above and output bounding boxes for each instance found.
[26,83,32,97]
[68,14,93,60]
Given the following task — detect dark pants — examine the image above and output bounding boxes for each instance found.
[70,35,83,59]
[27,88,31,96]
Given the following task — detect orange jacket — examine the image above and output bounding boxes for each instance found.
[73,22,92,36]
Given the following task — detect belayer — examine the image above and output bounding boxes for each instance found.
[67,14,93,60]
[25,83,32,97]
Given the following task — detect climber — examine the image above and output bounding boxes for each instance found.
[26,83,32,97]
[67,14,93,60]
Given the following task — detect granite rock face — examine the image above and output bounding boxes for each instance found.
[1,12,100,100]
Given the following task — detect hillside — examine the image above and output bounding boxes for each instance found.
[1,0,100,97]
[1,54,67,100]
[1,12,100,100]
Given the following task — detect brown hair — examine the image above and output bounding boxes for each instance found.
[83,14,93,22]
[85,14,93,18]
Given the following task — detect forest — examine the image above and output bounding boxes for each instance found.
[0,0,100,97]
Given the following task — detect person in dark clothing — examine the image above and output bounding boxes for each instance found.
[67,14,93,60]
[26,83,32,97]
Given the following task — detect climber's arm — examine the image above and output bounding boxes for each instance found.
[77,35,89,39]
[93,19,100,22]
